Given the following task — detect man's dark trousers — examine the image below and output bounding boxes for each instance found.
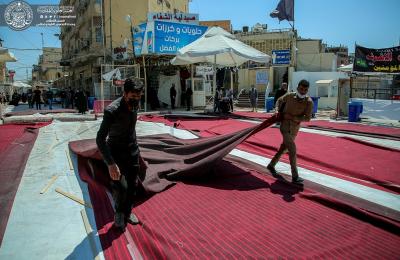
[110,147,140,217]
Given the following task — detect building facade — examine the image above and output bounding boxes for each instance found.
[32,47,63,85]
[235,28,294,92]
[59,0,189,94]
[200,20,232,32]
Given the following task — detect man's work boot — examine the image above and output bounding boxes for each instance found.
[267,164,280,178]
[292,176,304,184]
[114,212,126,230]
[126,212,140,225]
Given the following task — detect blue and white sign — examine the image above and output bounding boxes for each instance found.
[133,23,147,56]
[154,21,207,54]
[272,49,290,65]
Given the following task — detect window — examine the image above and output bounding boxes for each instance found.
[95,27,102,43]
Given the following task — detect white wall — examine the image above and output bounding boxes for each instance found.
[292,71,349,109]
[351,98,400,120]
[292,71,348,96]
[157,73,181,107]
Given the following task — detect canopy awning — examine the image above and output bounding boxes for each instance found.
[171,27,270,67]
[316,79,334,84]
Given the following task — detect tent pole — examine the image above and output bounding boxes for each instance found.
[213,54,217,97]
[142,55,147,112]
[230,67,233,91]
[191,64,194,93]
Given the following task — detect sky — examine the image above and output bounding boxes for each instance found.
[1,0,399,81]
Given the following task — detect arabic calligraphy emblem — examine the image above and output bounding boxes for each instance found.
[4,1,34,31]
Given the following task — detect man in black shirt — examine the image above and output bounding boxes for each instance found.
[170,83,177,109]
[96,78,143,230]
[274,82,288,106]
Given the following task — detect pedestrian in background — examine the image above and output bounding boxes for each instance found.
[274,82,288,106]
[46,88,54,110]
[33,86,42,110]
[249,85,258,112]
[170,83,177,109]
[186,85,193,111]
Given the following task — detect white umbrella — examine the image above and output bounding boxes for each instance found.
[171,27,270,94]
[0,47,17,62]
[12,81,32,89]
[171,27,269,66]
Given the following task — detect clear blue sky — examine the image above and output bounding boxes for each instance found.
[1,0,399,81]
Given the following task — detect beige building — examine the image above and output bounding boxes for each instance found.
[0,63,6,83]
[59,0,189,93]
[200,20,232,32]
[32,47,63,84]
[296,39,337,72]
[235,29,294,92]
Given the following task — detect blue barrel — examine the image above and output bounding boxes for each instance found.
[352,100,363,115]
[265,97,275,112]
[311,97,319,117]
[88,96,96,110]
[348,102,359,122]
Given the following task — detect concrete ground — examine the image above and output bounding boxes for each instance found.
[0,103,399,259]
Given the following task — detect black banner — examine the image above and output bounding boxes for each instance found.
[354,45,400,73]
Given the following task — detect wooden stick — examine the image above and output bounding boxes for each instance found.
[40,175,58,194]
[55,188,92,208]
[65,149,74,170]
[80,210,100,260]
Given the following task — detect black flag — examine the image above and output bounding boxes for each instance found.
[270,0,294,22]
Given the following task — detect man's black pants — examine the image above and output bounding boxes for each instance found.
[110,148,140,217]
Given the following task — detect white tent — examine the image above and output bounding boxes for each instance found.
[171,27,269,66]
[171,27,270,94]
[12,81,32,90]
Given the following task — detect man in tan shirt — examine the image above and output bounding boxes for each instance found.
[267,79,313,184]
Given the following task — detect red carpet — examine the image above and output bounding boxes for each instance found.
[304,120,400,140]
[5,108,77,117]
[0,122,49,246]
[138,115,400,193]
[74,143,400,259]
[94,100,113,114]
[231,111,274,119]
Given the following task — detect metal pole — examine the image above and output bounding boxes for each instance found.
[109,0,112,57]
[213,54,217,97]
[230,68,233,91]
[142,55,147,112]
[100,0,106,62]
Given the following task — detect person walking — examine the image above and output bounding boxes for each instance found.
[186,85,193,111]
[249,85,258,112]
[33,86,42,110]
[267,79,313,184]
[170,83,177,109]
[274,82,288,106]
[96,79,144,230]
[46,88,54,110]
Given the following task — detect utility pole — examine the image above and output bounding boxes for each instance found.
[109,0,113,61]
[101,0,106,63]
[40,33,44,48]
